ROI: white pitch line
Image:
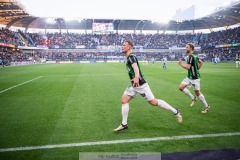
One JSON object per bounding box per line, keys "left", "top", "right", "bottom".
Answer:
{"left": 0, "top": 132, "right": 239, "bottom": 152}
{"left": 0, "top": 76, "right": 42, "bottom": 94}
{"left": 47, "top": 74, "right": 126, "bottom": 76}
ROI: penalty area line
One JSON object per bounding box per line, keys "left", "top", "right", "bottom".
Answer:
{"left": 0, "top": 76, "right": 43, "bottom": 94}
{"left": 0, "top": 132, "right": 239, "bottom": 152}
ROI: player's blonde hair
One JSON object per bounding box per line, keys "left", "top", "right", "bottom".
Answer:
{"left": 187, "top": 43, "right": 194, "bottom": 50}
{"left": 125, "top": 40, "right": 134, "bottom": 48}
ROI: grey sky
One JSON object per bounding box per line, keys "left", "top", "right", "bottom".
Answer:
{"left": 20, "top": 0, "right": 233, "bottom": 22}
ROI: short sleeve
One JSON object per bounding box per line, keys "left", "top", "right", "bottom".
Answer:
{"left": 128, "top": 55, "right": 137, "bottom": 65}
{"left": 187, "top": 55, "right": 193, "bottom": 65}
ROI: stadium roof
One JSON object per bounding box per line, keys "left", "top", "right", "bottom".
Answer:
{"left": 0, "top": 0, "right": 240, "bottom": 32}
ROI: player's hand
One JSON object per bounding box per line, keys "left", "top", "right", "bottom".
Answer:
{"left": 178, "top": 59, "right": 182, "bottom": 66}
{"left": 131, "top": 77, "right": 139, "bottom": 87}
{"left": 198, "top": 58, "right": 203, "bottom": 64}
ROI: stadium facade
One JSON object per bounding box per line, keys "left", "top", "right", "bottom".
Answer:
{"left": 0, "top": 0, "right": 239, "bottom": 65}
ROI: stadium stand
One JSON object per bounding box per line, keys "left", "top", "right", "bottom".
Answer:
{"left": 27, "top": 32, "right": 198, "bottom": 49}
{"left": 26, "top": 27, "right": 240, "bottom": 50}
{"left": 0, "top": 27, "right": 239, "bottom": 64}
{"left": 0, "top": 0, "right": 239, "bottom": 65}
{"left": 200, "top": 27, "right": 240, "bottom": 48}
{"left": 0, "top": 28, "right": 24, "bottom": 47}
{"left": 0, "top": 1, "right": 240, "bottom": 159}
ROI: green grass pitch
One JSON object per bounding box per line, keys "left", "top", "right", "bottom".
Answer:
{"left": 0, "top": 62, "right": 239, "bottom": 159}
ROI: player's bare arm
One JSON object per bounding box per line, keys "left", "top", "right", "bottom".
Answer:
{"left": 178, "top": 60, "right": 191, "bottom": 70}
{"left": 198, "top": 58, "right": 203, "bottom": 69}
{"left": 131, "top": 63, "right": 139, "bottom": 87}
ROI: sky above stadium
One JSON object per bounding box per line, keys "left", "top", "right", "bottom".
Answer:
{"left": 20, "top": 0, "right": 233, "bottom": 22}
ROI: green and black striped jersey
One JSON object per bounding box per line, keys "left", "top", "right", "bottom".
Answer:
{"left": 187, "top": 53, "right": 201, "bottom": 80}
{"left": 236, "top": 55, "right": 239, "bottom": 61}
{"left": 126, "top": 53, "right": 146, "bottom": 86}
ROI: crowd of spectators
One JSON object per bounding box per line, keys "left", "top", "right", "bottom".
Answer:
{"left": 33, "top": 51, "right": 185, "bottom": 62}
{"left": 0, "top": 28, "right": 24, "bottom": 47}
{"left": 1, "top": 27, "right": 240, "bottom": 49}
{"left": 0, "top": 47, "right": 237, "bottom": 64}
{"left": 0, "top": 27, "right": 239, "bottom": 64}
{"left": 27, "top": 27, "right": 240, "bottom": 49}
{"left": 0, "top": 47, "right": 32, "bottom": 65}
{"left": 202, "top": 47, "right": 239, "bottom": 62}
{"left": 34, "top": 49, "right": 237, "bottom": 62}
{"left": 29, "top": 32, "right": 196, "bottom": 49}
{"left": 200, "top": 27, "right": 240, "bottom": 48}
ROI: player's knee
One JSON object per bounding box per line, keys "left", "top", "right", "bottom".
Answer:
{"left": 121, "top": 98, "right": 126, "bottom": 104}
{"left": 148, "top": 99, "right": 158, "bottom": 106}
{"left": 179, "top": 86, "right": 184, "bottom": 91}
{"left": 195, "top": 90, "right": 201, "bottom": 96}
{"left": 179, "top": 83, "right": 186, "bottom": 91}
{"left": 121, "top": 96, "right": 128, "bottom": 104}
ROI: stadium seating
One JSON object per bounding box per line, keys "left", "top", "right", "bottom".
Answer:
{"left": 0, "top": 27, "right": 239, "bottom": 63}
{"left": 27, "top": 27, "right": 240, "bottom": 49}
{"left": 0, "top": 28, "right": 24, "bottom": 47}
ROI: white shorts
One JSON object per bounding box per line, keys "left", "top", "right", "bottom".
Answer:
{"left": 123, "top": 83, "right": 155, "bottom": 101}
{"left": 236, "top": 61, "right": 239, "bottom": 64}
{"left": 181, "top": 77, "right": 200, "bottom": 91}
